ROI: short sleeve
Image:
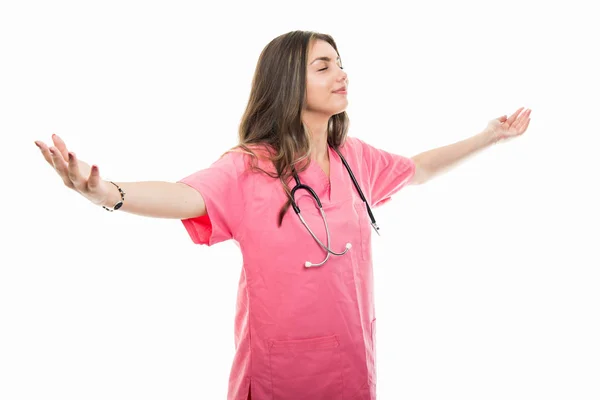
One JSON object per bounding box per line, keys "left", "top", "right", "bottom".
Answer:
{"left": 351, "top": 137, "right": 415, "bottom": 208}
{"left": 177, "top": 151, "right": 248, "bottom": 246}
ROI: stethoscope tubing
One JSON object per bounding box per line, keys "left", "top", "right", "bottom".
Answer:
{"left": 290, "top": 146, "right": 378, "bottom": 267}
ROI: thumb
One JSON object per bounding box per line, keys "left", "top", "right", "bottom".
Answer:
{"left": 497, "top": 115, "right": 508, "bottom": 122}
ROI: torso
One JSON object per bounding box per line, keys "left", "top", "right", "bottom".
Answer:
{"left": 217, "top": 138, "right": 381, "bottom": 399}
{"left": 232, "top": 141, "right": 376, "bottom": 399}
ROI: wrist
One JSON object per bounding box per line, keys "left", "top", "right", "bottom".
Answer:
{"left": 99, "top": 180, "right": 114, "bottom": 207}
{"left": 101, "top": 181, "right": 125, "bottom": 210}
{"left": 479, "top": 130, "right": 501, "bottom": 146}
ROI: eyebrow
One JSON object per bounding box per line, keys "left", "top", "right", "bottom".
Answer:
{"left": 310, "top": 56, "right": 341, "bottom": 65}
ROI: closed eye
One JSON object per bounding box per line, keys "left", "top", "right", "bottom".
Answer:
{"left": 317, "top": 66, "right": 343, "bottom": 72}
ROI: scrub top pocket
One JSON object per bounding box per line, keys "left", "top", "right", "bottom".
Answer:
{"left": 268, "top": 334, "right": 343, "bottom": 400}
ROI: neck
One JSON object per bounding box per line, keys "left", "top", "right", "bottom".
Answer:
{"left": 302, "top": 112, "right": 330, "bottom": 163}
{"left": 311, "top": 132, "right": 329, "bottom": 163}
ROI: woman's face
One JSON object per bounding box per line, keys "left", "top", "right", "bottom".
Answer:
{"left": 304, "top": 39, "right": 349, "bottom": 117}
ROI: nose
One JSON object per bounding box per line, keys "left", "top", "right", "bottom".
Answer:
{"left": 337, "top": 68, "right": 348, "bottom": 84}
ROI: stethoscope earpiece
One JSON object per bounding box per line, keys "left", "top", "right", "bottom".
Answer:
{"left": 304, "top": 242, "right": 352, "bottom": 268}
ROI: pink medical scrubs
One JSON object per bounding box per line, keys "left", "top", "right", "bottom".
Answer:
{"left": 178, "top": 136, "right": 415, "bottom": 400}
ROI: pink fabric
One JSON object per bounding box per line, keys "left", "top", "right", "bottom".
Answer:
{"left": 178, "top": 137, "right": 415, "bottom": 400}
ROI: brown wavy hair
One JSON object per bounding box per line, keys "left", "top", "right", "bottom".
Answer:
{"left": 228, "top": 30, "right": 350, "bottom": 227}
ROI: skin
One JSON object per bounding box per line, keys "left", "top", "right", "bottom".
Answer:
{"left": 299, "top": 40, "right": 533, "bottom": 185}
{"left": 34, "top": 39, "right": 533, "bottom": 210}
{"left": 30, "top": 39, "right": 352, "bottom": 213}
{"left": 302, "top": 39, "right": 349, "bottom": 170}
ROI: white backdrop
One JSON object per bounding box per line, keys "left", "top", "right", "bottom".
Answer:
{"left": 2, "top": 0, "right": 599, "bottom": 399}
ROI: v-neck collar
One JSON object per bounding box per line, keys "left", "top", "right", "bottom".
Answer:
{"left": 291, "top": 143, "right": 353, "bottom": 207}
{"left": 310, "top": 144, "right": 340, "bottom": 204}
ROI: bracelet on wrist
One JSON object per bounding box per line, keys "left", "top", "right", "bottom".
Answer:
{"left": 102, "top": 181, "right": 125, "bottom": 212}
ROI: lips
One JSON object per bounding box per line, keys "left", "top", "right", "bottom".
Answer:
{"left": 333, "top": 86, "right": 347, "bottom": 93}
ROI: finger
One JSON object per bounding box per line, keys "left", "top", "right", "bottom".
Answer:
{"left": 518, "top": 118, "right": 531, "bottom": 133}
{"left": 514, "top": 109, "right": 531, "bottom": 131}
{"left": 506, "top": 107, "right": 525, "bottom": 126}
{"left": 514, "top": 111, "right": 531, "bottom": 132}
{"left": 35, "top": 141, "right": 55, "bottom": 166}
{"left": 88, "top": 164, "right": 101, "bottom": 190}
{"left": 497, "top": 115, "right": 507, "bottom": 122}
{"left": 50, "top": 147, "right": 74, "bottom": 188}
{"left": 67, "top": 151, "right": 84, "bottom": 187}
{"left": 52, "top": 133, "right": 70, "bottom": 162}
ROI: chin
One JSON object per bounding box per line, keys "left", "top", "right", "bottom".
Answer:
{"left": 306, "top": 101, "right": 348, "bottom": 118}
{"left": 329, "top": 100, "right": 349, "bottom": 116}
{"left": 333, "top": 104, "right": 348, "bottom": 115}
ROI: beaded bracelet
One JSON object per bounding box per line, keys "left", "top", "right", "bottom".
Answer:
{"left": 102, "top": 181, "right": 125, "bottom": 212}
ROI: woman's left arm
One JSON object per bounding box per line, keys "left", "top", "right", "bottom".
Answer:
{"left": 409, "top": 107, "right": 532, "bottom": 185}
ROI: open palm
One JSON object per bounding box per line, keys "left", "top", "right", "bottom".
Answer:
{"left": 35, "top": 134, "right": 109, "bottom": 205}
{"left": 486, "top": 107, "right": 532, "bottom": 141}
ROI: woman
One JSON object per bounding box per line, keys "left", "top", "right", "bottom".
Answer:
{"left": 34, "top": 30, "right": 531, "bottom": 400}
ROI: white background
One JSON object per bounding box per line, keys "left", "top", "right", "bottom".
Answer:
{"left": 2, "top": 0, "right": 599, "bottom": 399}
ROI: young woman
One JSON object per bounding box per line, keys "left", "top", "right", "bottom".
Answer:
{"left": 34, "top": 30, "right": 531, "bottom": 400}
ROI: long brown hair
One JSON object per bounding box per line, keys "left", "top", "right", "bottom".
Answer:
{"left": 229, "top": 30, "right": 350, "bottom": 227}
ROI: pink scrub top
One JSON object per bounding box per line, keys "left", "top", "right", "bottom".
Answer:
{"left": 178, "top": 136, "right": 415, "bottom": 400}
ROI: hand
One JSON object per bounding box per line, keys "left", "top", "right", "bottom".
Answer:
{"left": 484, "top": 107, "right": 532, "bottom": 142}
{"left": 35, "top": 134, "right": 110, "bottom": 206}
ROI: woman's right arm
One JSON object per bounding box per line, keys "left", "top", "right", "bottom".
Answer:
{"left": 35, "top": 134, "right": 206, "bottom": 220}
{"left": 98, "top": 181, "right": 206, "bottom": 219}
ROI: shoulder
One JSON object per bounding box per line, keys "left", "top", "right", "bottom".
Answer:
{"left": 340, "top": 136, "right": 370, "bottom": 159}
{"left": 341, "top": 135, "right": 360, "bottom": 148}
{"left": 340, "top": 136, "right": 414, "bottom": 173}
{"left": 218, "top": 143, "right": 277, "bottom": 176}
{"left": 342, "top": 135, "right": 372, "bottom": 150}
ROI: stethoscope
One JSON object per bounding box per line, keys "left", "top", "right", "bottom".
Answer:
{"left": 290, "top": 146, "right": 380, "bottom": 268}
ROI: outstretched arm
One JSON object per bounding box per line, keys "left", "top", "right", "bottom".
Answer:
{"left": 409, "top": 107, "right": 531, "bottom": 185}
{"left": 35, "top": 134, "right": 207, "bottom": 219}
